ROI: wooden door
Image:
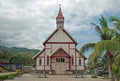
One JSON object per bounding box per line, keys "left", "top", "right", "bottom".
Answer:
{"left": 55, "top": 57, "right": 66, "bottom": 74}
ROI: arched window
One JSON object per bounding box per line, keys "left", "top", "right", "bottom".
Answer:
{"left": 72, "top": 55, "right": 74, "bottom": 65}
{"left": 39, "top": 59, "right": 42, "bottom": 65}
{"left": 79, "top": 59, "right": 81, "bottom": 65}
{"left": 47, "top": 55, "right": 49, "bottom": 65}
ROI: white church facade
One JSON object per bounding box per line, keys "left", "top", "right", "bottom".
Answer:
{"left": 33, "top": 6, "right": 86, "bottom": 74}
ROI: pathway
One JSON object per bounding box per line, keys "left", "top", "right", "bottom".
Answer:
{"left": 5, "top": 73, "right": 110, "bottom": 81}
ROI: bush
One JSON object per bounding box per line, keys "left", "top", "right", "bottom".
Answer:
{"left": 0, "top": 75, "right": 8, "bottom": 80}
{"left": 81, "top": 75, "right": 85, "bottom": 78}
{"left": 91, "top": 75, "right": 98, "bottom": 78}
{"left": 24, "top": 66, "right": 32, "bottom": 73}
{"left": 102, "top": 75, "right": 109, "bottom": 79}
{"left": 8, "top": 74, "right": 15, "bottom": 79}
{"left": 0, "top": 74, "right": 15, "bottom": 80}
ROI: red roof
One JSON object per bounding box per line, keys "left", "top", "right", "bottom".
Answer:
{"left": 50, "top": 48, "right": 71, "bottom": 58}
{"left": 56, "top": 6, "right": 64, "bottom": 19}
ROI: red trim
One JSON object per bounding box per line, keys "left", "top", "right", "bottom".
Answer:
{"left": 51, "top": 44, "right": 52, "bottom": 53}
{"left": 51, "top": 56, "right": 70, "bottom": 58}
{"left": 76, "top": 49, "right": 86, "bottom": 59}
{"left": 43, "top": 29, "right": 58, "bottom": 45}
{"left": 43, "top": 29, "right": 77, "bottom": 45}
{"left": 75, "top": 48, "right": 77, "bottom": 71}
{"left": 50, "top": 58, "right": 52, "bottom": 70}
{"left": 44, "top": 45, "right": 46, "bottom": 71}
{"left": 33, "top": 48, "right": 45, "bottom": 59}
{"left": 69, "top": 57, "right": 70, "bottom": 70}
{"left": 46, "top": 42, "right": 75, "bottom": 44}
{"left": 68, "top": 44, "right": 70, "bottom": 54}
{"left": 84, "top": 59, "right": 86, "bottom": 70}
{"left": 50, "top": 48, "right": 71, "bottom": 58}
{"left": 35, "top": 58, "right": 37, "bottom": 70}
{"left": 60, "top": 48, "right": 61, "bottom": 56}
{"left": 63, "top": 29, "right": 77, "bottom": 45}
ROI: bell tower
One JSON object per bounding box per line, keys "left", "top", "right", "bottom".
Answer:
{"left": 56, "top": 4, "right": 64, "bottom": 29}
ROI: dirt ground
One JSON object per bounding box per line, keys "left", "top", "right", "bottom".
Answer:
{"left": 5, "top": 73, "right": 110, "bottom": 81}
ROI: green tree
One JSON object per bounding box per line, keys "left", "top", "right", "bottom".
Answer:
{"left": 18, "top": 52, "right": 34, "bottom": 66}
{"left": 8, "top": 52, "right": 34, "bottom": 66}
{"left": 8, "top": 54, "right": 23, "bottom": 64}
{"left": 0, "top": 50, "right": 11, "bottom": 62}
{"left": 92, "top": 40, "right": 120, "bottom": 81}
{"left": 112, "top": 53, "right": 120, "bottom": 81}
{"left": 80, "top": 16, "right": 119, "bottom": 81}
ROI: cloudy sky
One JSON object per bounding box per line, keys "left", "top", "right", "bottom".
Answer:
{"left": 0, "top": 0, "right": 120, "bottom": 51}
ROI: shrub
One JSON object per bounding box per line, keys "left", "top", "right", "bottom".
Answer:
{"left": 0, "top": 75, "right": 8, "bottom": 80}
{"left": 102, "top": 75, "right": 109, "bottom": 79}
{"left": 8, "top": 74, "right": 15, "bottom": 79}
{"left": 0, "top": 74, "right": 15, "bottom": 80}
{"left": 91, "top": 75, "right": 98, "bottom": 78}
{"left": 24, "top": 66, "right": 32, "bottom": 73}
{"left": 81, "top": 75, "right": 84, "bottom": 78}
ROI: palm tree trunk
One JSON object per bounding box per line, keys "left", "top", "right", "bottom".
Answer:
{"left": 106, "top": 50, "right": 115, "bottom": 81}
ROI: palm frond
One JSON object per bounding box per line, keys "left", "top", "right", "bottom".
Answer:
{"left": 110, "top": 16, "right": 120, "bottom": 30}
{"left": 95, "top": 40, "right": 120, "bottom": 55}
{"left": 95, "top": 25, "right": 103, "bottom": 35}
{"left": 80, "top": 43, "right": 95, "bottom": 54}
{"left": 99, "top": 16, "right": 108, "bottom": 29}
{"left": 112, "top": 34, "right": 120, "bottom": 43}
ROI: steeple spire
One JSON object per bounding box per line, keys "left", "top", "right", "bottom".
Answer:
{"left": 56, "top": 4, "right": 64, "bottom": 29}
{"left": 56, "top": 4, "right": 64, "bottom": 18}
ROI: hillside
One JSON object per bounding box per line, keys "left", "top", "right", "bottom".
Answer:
{"left": 0, "top": 46, "right": 40, "bottom": 55}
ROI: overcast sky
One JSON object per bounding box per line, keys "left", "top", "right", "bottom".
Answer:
{"left": 0, "top": 0, "right": 120, "bottom": 50}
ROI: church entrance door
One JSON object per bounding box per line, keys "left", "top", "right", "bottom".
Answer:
{"left": 55, "top": 57, "right": 66, "bottom": 74}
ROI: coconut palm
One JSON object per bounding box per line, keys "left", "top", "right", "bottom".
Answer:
{"left": 93, "top": 40, "right": 120, "bottom": 81}
{"left": 113, "top": 53, "right": 120, "bottom": 81}
{"left": 80, "top": 16, "right": 111, "bottom": 54}
{"left": 80, "top": 16, "right": 119, "bottom": 81}
{"left": 110, "top": 17, "right": 120, "bottom": 31}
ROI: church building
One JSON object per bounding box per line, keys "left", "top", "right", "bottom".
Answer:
{"left": 33, "top": 6, "right": 86, "bottom": 74}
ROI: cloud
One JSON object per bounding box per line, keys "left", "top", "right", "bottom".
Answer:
{"left": 0, "top": 0, "right": 120, "bottom": 49}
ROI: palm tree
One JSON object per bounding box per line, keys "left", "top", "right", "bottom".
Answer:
{"left": 93, "top": 40, "right": 120, "bottom": 81}
{"left": 110, "top": 17, "right": 120, "bottom": 31}
{"left": 80, "top": 16, "right": 119, "bottom": 81}
{"left": 113, "top": 53, "right": 120, "bottom": 81}
{"left": 110, "top": 17, "right": 120, "bottom": 81}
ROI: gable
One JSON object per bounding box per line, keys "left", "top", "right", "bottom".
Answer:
{"left": 43, "top": 29, "right": 77, "bottom": 45}
{"left": 76, "top": 49, "right": 86, "bottom": 59}
{"left": 51, "top": 48, "right": 71, "bottom": 58}
{"left": 33, "top": 49, "right": 45, "bottom": 59}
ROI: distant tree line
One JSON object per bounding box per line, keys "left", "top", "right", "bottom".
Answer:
{"left": 0, "top": 46, "right": 40, "bottom": 66}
